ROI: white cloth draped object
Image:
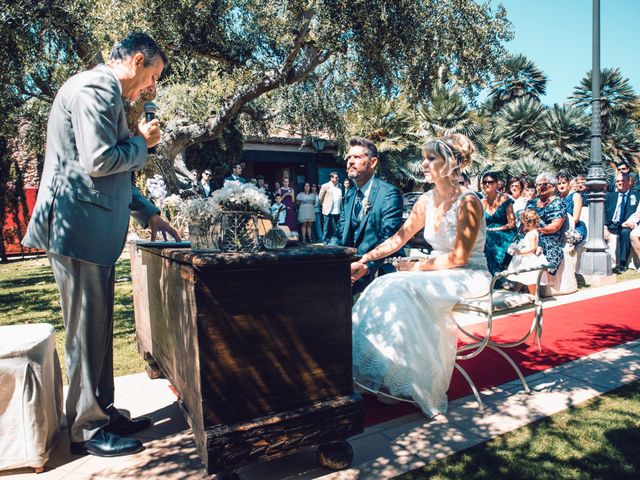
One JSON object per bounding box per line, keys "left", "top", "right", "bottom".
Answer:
{"left": 0, "top": 324, "right": 63, "bottom": 471}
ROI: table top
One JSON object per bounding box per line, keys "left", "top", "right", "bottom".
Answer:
{"left": 130, "top": 241, "right": 357, "bottom": 269}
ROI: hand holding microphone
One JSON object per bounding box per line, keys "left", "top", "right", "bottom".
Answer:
{"left": 138, "top": 101, "right": 160, "bottom": 154}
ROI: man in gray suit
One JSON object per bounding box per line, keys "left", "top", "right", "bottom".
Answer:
{"left": 22, "top": 32, "right": 179, "bottom": 457}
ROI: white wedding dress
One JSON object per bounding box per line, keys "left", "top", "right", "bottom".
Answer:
{"left": 352, "top": 190, "right": 491, "bottom": 416}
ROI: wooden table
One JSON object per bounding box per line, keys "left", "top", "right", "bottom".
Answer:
{"left": 129, "top": 242, "right": 364, "bottom": 477}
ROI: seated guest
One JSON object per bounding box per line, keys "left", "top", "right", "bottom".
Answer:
{"left": 609, "top": 161, "right": 639, "bottom": 192}
{"left": 350, "top": 133, "right": 490, "bottom": 417}
{"left": 623, "top": 201, "right": 640, "bottom": 266}
{"left": 515, "top": 172, "right": 566, "bottom": 276}
{"left": 481, "top": 172, "right": 516, "bottom": 275}
{"left": 605, "top": 173, "right": 640, "bottom": 273}
{"left": 224, "top": 162, "right": 247, "bottom": 183}
{"left": 329, "top": 137, "right": 403, "bottom": 293}
{"left": 557, "top": 174, "right": 587, "bottom": 243}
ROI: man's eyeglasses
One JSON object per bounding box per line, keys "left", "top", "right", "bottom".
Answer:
{"left": 482, "top": 180, "right": 495, "bottom": 185}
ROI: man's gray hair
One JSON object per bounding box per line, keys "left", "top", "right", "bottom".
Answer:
{"left": 536, "top": 172, "right": 558, "bottom": 185}
{"left": 109, "top": 31, "right": 168, "bottom": 67}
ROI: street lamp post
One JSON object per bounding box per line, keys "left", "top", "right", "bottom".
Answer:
{"left": 577, "top": 0, "right": 613, "bottom": 281}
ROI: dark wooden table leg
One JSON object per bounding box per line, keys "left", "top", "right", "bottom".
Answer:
{"left": 317, "top": 440, "right": 354, "bottom": 470}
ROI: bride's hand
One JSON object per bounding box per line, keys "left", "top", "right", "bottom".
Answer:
{"left": 395, "top": 259, "right": 421, "bottom": 271}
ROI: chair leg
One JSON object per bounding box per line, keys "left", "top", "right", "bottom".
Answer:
{"left": 487, "top": 345, "right": 531, "bottom": 393}
{"left": 454, "top": 363, "right": 485, "bottom": 410}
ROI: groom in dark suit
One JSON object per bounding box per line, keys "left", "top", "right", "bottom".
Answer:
{"left": 605, "top": 173, "right": 640, "bottom": 273}
{"left": 329, "top": 137, "right": 403, "bottom": 292}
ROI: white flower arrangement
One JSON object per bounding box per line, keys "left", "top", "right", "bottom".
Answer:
{"left": 181, "top": 197, "right": 218, "bottom": 224}
{"left": 146, "top": 174, "right": 167, "bottom": 202}
{"left": 211, "top": 181, "right": 271, "bottom": 214}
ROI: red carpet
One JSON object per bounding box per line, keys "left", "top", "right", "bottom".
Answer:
{"left": 364, "top": 288, "right": 640, "bottom": 426}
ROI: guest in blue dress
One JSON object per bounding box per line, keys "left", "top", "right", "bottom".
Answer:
{"left": 514, "top": 172, "right": 567, "bottom": 275}
{"left": 557, "top": 174, "right": 587, "bottom": 242}
{"left": 481, "top": 172, "right": 516, "bottom": 275}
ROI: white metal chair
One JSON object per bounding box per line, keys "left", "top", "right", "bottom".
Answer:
{"left": 354, "top": 263, "right": 549, "bottom": 411}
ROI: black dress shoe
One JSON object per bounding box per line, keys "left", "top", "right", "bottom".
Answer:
{"left": 612, "top": 266, "right": 627, "bottom": 274}
{"left": 70, "top": 429, "right": 144, "bottom": 457}
{"left": 104, "top": 413, "right": 153, "bottom": 436}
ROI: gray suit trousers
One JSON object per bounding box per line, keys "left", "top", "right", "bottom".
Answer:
{"left": 48, "top": 252, "right": 117, "bottom": 442}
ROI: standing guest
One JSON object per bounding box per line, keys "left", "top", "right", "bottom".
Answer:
{"left": 569, "top": 177, "right": 578, "bottom": 192}
{"left": 22, "top": 32, "right": 180, "bottom": 457}
{"left": 296, "top": 182, "right": 316, "bottom": 243}
{"left": 350, "top": 134, "right": 490, "bottom": 416}
{"left": 605, "top": 173, "right": 639, "bottom": 273}
{"left": 517, "top": 172, "right": 566, "bottom": 276}
{"left": 575, "top": 174, "right": 588, "bottom": 205}
{"left": 341, "top": 178, "right": 352, "bottom": 208}
{"left": 196, "top": 169, "right": 215, "bottom": 197}
{"left": 508, "top": 177, "right": 527, "bottom": 227}
{"left": 481, "top": 172, "right": 516, "bottom": 276}
{"left": 557, "top": 174, "right": 587, "bottom": 243}
{"left": 272, "top": 181, "right": 281, "bottom": 202}
{"left": 329, "top": 137, "right": 403, "bottom": 292}
{"left": 311, "top": 184, "right": 323, "bottom": 242}
{"left": 270, "top": 193, "right": 287, "bottom": 225}
{"left": 318, "top": 172, "right": 342, "bottom": 242}
{"left": 279, "top": 177, "right": 297, "bottom": 232}
{"left": 256, "top": 175, "right": 274, "bottom": 203}
{"left": 523, "top": 181, "right": 536, "bottom": 202}
{"left": 224, "top": 162, "right": 247, "bottom": 183}
{"left": 507, "top": 209, "right": 548, "bottom": 294}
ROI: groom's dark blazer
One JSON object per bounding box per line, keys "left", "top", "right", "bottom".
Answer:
{"left": 329, "top": 177, "right": 403, "bottom": 292}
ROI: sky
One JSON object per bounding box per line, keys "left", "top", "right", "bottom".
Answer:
{"left": 494, "top": 0, "right": 640, "bottom": 106}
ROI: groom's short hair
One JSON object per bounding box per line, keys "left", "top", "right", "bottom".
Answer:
{"left": 349, "top": 136, "right": 378, "bottom": 160}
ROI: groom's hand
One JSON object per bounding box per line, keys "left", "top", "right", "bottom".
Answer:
{"left": 351, "top": 262, "right": 369, "bottom": 284}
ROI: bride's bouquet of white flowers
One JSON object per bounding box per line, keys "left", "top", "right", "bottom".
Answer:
{"left": 211, "top": 181, "right": 271, "bottom": 214}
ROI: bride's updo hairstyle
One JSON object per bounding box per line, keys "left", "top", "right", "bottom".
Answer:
{"left": 421, "top": 133, "right": 475, "bottom": 177}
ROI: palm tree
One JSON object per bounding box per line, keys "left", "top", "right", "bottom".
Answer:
{"left": 535, "top": 104, "right": 590, "bottom": 176}
{"left": 570, "top": 68, "right": 637, "bottom": 120}
{"left": 499, "top": 97, "right": 545, "bottom": 151}
{"left": 344, "top": 95, "right": 420, "bottom": 189}
{"left": 415, "top": 83, "right": 482, "bottom": 143}
{"left": 570, "top": 68, "right": 640, "bottom": 166}
{"left": 487, "top": 54, "right": 548, "bottom": 112}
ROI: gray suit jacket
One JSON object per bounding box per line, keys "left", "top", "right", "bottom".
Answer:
{"left": 22, "top": 64, "right": 159, "bottom": 266}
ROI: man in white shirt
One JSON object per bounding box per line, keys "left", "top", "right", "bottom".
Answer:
{"left": 224, "top": 162, "right": 247, "bottom": 183}
{"left": 318, "top": 172, "right": 342, "bottom": 242}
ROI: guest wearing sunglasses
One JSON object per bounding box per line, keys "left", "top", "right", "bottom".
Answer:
{"left": 481, "top": 172, "right": 516, "bottom": 276}
{"left": 516, "top": 172, "right": 566, "bottom": 276}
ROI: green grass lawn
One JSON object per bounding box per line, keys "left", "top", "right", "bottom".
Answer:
{"left": 396, "top": 380, "right": 640, "bottom": 480}
{"left": 0, "top": 253, "right": 146, "bottom": 381}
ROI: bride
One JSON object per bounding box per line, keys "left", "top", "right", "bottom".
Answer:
{"left": 350, "top": 134, "right": 491, "bottom": 417}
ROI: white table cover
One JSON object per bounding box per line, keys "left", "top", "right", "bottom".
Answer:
{"left": 0, "top": 323, "right": 63, "bottom": 471}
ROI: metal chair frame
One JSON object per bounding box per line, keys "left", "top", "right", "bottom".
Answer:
{"left": 354, "top": 264, "right": 549, "bottom": 411}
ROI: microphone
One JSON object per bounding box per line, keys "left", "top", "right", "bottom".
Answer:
{"left": 143, "top": 101, "right": 158, "bottom": 154}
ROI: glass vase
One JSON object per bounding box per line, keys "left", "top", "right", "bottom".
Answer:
{"left": 188, "top": 222, "right": 216, "bottom": 252}
{"left": 263, "top": 226, "right": 288, "bottom": 250}
{"left": 212, "top": 210, "right": 262, "bottom": 253}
